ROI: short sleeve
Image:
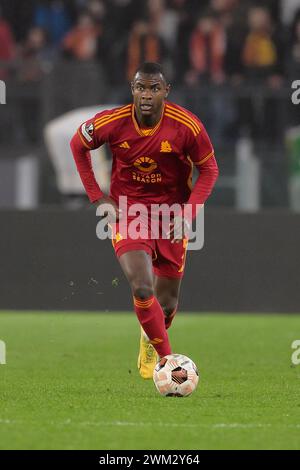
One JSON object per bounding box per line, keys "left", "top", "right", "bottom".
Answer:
{"left": 77, "top": 111, "right": 111, "bottom": 150}
{"left": 184, "top": 120, "right": 214, "bottom": 166}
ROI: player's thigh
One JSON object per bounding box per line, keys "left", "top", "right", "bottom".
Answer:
{"left": 118, "top": 250, "right": 154, "bottom": 292}
{"left": 153, "top": 236, "right": 188, "bottom": 280}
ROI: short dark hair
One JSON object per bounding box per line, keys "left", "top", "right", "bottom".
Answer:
{"left": 135, "top": 62, "right": 167, "bottom": 83}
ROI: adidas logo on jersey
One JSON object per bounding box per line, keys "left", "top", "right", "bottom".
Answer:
{"left": 119, "top": 141, "right": 130, "bottom": 149}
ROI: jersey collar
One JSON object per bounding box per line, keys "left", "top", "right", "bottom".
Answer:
{"left": 131, "top": 104, "right": 165, "bottom": 137}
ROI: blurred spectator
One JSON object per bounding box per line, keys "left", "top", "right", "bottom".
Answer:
{"left": 172, "top": 0, "right": 200, "bottom": 83}
{"left": 222, "top": 5, "right": 247, "bottom": 81}
{"left": 87, "top": 0, "right": 106, "bottom": 25}
{"left": 18, "top": 27, "right": 54, "bottom": 82}
{"left": 0, "top": 0, "right": 36, "bottom": 42}
{"left": 17, "top": 26, "right": 54, "bottom": 143}
{"left": 62, "top": 12, "right": 101, "bottom": 61}
{"left": 210, "top": 0, "right": 240, "bottom": 17}
{"left": 146, "top": 0, "right": 181, "bottom": 79}
{"left": 287, "top": 15, "right": 300, "bottom": 79}
{"left": 104, "top": 0, "right": 144, "bottom": 40}
{"left": 126, "top": 21, "right": 165, "bottom": 81}
{"left": 100, "top": 0, "right": 144, "bottom": 85}
{"left": 238, "top": 6, "right": 285, "bottom": 142}
{"left": 242, "top": 6, "right": 284, "bottom": 84}
{"left": 34, "top": 0, "right": 72, "bottom": 45}
{"left": 0, "top": 7, "right": 16, "bottom": 79}
{"left": 184, "top": 10, "right": 237, "bottom": 147}
{"left": 186, "top": 12, "right": 226, "bottom": 85}
{"left": 149, "top": 0, "right": 180, "bottom": 53}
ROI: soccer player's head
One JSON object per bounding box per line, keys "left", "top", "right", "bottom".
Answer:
{"left": 131, "top": 62, "right": 170, "bottom": 118}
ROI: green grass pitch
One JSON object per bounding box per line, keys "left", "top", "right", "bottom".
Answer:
{"left": 0, "top": 311, "right": 300, "bottom": 450}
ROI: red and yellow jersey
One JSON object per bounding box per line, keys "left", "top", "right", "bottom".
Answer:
{"left": 76, "top": 101, "right": 215, "bottom": 207}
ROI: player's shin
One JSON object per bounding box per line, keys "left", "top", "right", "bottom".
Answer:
{"left": 133, "top": 295, "right": 172, "bottom": 357}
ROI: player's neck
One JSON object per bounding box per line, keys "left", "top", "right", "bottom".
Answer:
{"left": 134, "top": 105, "right": 164, "bottom": 128}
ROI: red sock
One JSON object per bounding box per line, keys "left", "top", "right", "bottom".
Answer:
{"left": 133, "top": 295, "right": 172, "bottom": 357}
{"left": 165, "top": 306, "right": 177, "bottom": 330}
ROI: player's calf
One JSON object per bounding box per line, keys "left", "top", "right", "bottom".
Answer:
{"left": 164, "top": 306, "right": 178, "bottom": 329}
{"left": 133, "top": 292, "right": 171, "bottom": 357}
{"left": 158, "top": 296, "right": 178, "bottom": 329}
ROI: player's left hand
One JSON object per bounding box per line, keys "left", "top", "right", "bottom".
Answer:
{"left": 167, "top": 215, "right": 190, "bottom": 243}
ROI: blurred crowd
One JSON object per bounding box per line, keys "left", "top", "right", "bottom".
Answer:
{"left": 0, "top": 0, "right": 299, "bottom": 151}
{"left": 1, "top": 0, "right": 300, "bottom": 85}
{"left": 0, "top": 0, "right": 299, "bottom": 207}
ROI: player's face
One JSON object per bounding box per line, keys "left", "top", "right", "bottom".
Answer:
{"left": 131, "top": 73, "right": 170, "bottom": 118}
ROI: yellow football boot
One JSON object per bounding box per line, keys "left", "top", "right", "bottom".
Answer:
{"left": 137, "top": 328, "right": 158, "bottom": 379}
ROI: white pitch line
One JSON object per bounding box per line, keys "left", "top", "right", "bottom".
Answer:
{"left": 0, "top": 419, "right": 22, "bottom": 425}
{"left": 213, "top": 423, "right": 272, "bottom": 429}
{"left": 1, "top": 419, "right": 300, "bottom": 430}
{"left": 78, "top": 421, "right": 200, "bottom": 428}
{"left": 77, "top": 422, "right": 300, "bottom": 430}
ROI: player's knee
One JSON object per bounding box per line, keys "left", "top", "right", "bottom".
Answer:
{"left": 161, "top": 297, "right": 178, "bottom": 317}
{"left": 133, "top": 285, "right": 154, "bottom": 300}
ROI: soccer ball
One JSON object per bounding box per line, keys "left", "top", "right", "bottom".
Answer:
{"left": 153, "top": 354, "right": 199, "bottom": 397}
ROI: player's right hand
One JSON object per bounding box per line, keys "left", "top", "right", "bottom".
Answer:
{"left": 94, "top": 195, "right": 123, "bottom": 222}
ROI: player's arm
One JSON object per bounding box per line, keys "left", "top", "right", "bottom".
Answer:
{"left": 168, "top": 123, "right": 218, "bottom": 242}
{"left": 184, "top": 124, "right": 219, "bottom": 221}
{"left": 70, "top": 117, "right": 121, "bottom": 219}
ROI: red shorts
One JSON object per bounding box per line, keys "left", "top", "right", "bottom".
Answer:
{"left": 109, "top": 215, "right": 188, "bottom": 279}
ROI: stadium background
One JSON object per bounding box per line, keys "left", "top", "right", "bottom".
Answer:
{"left": 0, "top": 0, "right": 299, "bottom": 312}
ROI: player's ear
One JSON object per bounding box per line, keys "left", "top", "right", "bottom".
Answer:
{"left": 131, "top": 82, "right": 134, "bottom": 95}
{"left": 165, "top": 84, "right": 171, "bottom": 99}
